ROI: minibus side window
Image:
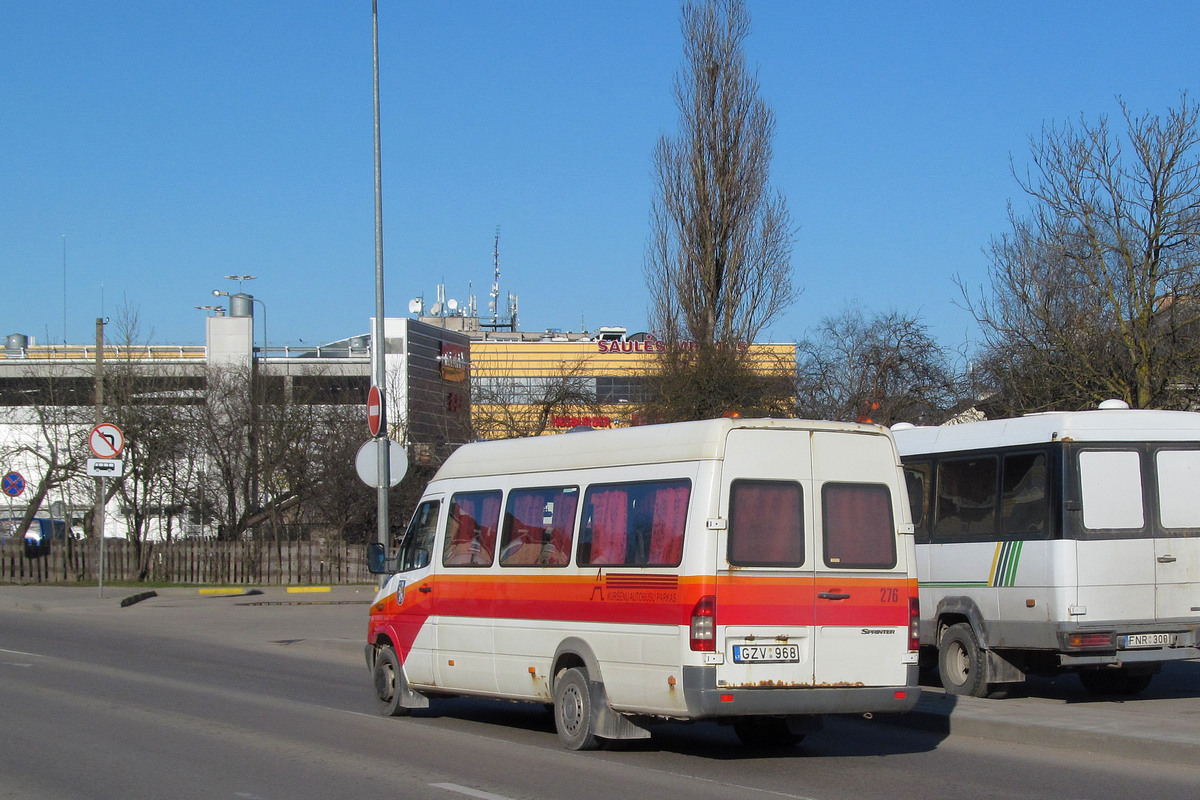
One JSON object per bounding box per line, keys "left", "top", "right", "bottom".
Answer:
{"left": 823, "top": 483, "right": 896, "bottom": 569}
{"left": 1001, "top": 452, "right": 1049, "bottom": 536}
{"left": 934, "top": 456, "right": 998, "bottom": 540}
{"left": 443, "top": 491, "right": 502, "bottom": 567}
{"left": 727, "top": 480, "right": 804, "bottom": 567}
{"left": 1157, "top": 449, "right": 1200, "bottom": 530}
{"left": 500, "top": 487, "right": 579, "bottom": 567}
{"left": 398, "top": 500, "right": 440, "bottom": 571}
{"left": 578, "top": 479, "right": 690, "bottom": 567}
{"left": 1079, "top": 449, "right": 1144, "bottom": 531}
{"left": 903, "top": 462, "right": 932, "bottom": 542}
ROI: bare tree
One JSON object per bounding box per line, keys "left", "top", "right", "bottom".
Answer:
{"left": 795, "top": 307, "right": 965, "bottom": 425}
{"left": 100, "top": 301, "right": 203, "bottom": 575}
{"left": 966, "top": 95, "right": 1200, "bottom": 412}
{"left": 0, "top": 369, "right": 91, "bottom": 542}
{"left": 646, "top": 0, "right": 797, "bottom": 347}
{"left": 642, "top": 0, "right": 798, "bottom": 421}
{"left": 470, "top": 357, "right": 602, "bottom": 439}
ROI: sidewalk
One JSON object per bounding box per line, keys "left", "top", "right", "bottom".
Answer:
{"left": 882, "top": 663, "right": 1200, "bottom": 766}
{"left": 3, "top": 584, "right": 1198, "bottom": 764}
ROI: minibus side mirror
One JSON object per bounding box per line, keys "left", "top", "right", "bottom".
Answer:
{"left": 366, "top": 542, "right": 395, "bottom": 575}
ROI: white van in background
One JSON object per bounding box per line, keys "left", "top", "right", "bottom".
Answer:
{"left": 893, "top": 401, "right": 1200, "bottom": 697}
{"left": 366, "top": 417, "right": 920, "bottom": 750}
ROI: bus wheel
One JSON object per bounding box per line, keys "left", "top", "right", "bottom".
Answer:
{"left": 938, "top": 623, "right": 989, "bottom": 698}
{"left": 373, "top": 646, "right": 411, "bottom": 717}
{"left": 553, "top": 667, "right": 602, "bottom": 751}
{"left": 1078, "top": 668, "right": 1154, "bottom": 696}
{"left": 732, "top": 717, "right": 802, "bottom": 748}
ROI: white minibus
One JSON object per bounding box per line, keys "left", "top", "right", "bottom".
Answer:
{"left": 366, "top": 417, "right": 920, "bottom": 750}
{"left": 893, "top": 401, "right": 1200, "bottom": 697}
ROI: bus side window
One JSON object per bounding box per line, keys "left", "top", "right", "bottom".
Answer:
{"left": 398, "top": 500, "right": 440, "bottom": 571}
{"left": 500, "top": 487, "right": 578, "bottom": 567}
{"left": 443, "top": 491, "right": 502, "bottom": 567}
{"left": 903, "top": 463, "right": 932, "bottom": 542}
{"left": 934, "top": 456, "right": 998, "bottom": 541}
{"left": 1001, "top": 452, "right": 1048, "bottom": 536}
{"left": 579, "top": 479, "right": 690, "bottom": 567}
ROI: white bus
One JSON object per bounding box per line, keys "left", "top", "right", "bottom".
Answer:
{"left": 892, "top": 401, "right": 1200, "bottom": 697}
{"left": 366, "top": 417, "right": 920, "bottom": 750}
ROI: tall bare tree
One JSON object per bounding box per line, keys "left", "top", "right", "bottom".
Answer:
{"left": 795, "top": 307, "right": 965, "bottom": 425}
{"left": 647, "top": 0, "right": 796, "bottom": 347}
{"left": 642, "top": 0, "right": 797, "bottom": 421}
{"left": 966, "top": 96, "right": 1200, "bottom": 413}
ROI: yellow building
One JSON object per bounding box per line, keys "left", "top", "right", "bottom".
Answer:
{"left": 465, "top": 326, "right": 796, "bottom": 438}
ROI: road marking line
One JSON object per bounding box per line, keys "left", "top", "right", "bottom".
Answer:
{"left": 287, "top": 586, "right": 332, "bottom": 593}
{"left": 431, "top": 783, "right": 515, "bottom": 800}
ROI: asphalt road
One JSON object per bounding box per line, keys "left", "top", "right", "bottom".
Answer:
{"left": 2, "top": 586, "right": 1199, "bottom": 800}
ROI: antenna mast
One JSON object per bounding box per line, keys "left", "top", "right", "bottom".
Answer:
{"left": 490, "top": 227, "right": 501, "bottom": 327}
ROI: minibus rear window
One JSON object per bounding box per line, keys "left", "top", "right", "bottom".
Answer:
{"left": 500, "top": 487, "right": 578, "bottom": 567}
{"left": 823, "top": 483, "right": 896, "bottom": 569}
{"left": 727, "top": 480, "right": 804, "bottom": 567}
{"left": 1158, "top": 449, "right": 1200, "bottom": 530}
{"left": 578, "top": 479, "right": 690, "bottom": 567}
{"left": 443, "top": 491, "right": 502, "bottom": 567}
{"left": 1079, "top": 450, "right": 1144, "bottom": 531}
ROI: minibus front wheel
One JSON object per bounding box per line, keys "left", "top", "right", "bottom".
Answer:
{"left": 553, "top": 667, "right": 602, "bottom": 751}
{"left": 373, "top": 646, "right": 411, "bottom": 717}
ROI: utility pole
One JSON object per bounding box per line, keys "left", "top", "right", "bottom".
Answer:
{"left": 372, "top": 0, "right": 390, "bottom": 548}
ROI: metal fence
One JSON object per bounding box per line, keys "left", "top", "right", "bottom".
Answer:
{"left": 0, "top": 539, "right": 373, "bottom": 586}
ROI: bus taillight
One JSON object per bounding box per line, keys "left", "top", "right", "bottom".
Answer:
{"left": 908, "top": 596, "right": 920, "bottom": 652}
{"left": 690, "top": 595, "right": 716, "bottom": 651}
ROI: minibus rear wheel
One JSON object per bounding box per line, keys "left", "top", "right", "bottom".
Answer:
{"left": 373, "top": 646, "right": 411, "bottom": 717}
{"left": 553, "top": 667, "right": 602, "bottom": 751}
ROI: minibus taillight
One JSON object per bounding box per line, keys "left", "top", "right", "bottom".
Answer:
{"left": 908, "top": 596, "right": 920, "bottom": 652}
{"left": 690, "top": 595, "right": 716, "bottom": 652}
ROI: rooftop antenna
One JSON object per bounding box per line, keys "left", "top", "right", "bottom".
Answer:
{"left": 490, "top": 227, "right": 500, "bottom": 327}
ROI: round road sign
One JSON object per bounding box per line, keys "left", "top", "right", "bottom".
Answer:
{"left": 367, "top": 385, "right": 383, "bottom": 437}
{"left": 89, "top": 423, "right": 125, "bottom": 458}
{"left": 2, "top": 471, "right": 25, "bottom": 497}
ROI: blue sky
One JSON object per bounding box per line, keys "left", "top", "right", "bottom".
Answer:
{"left": 3, "top": 1, "right": 1198, "bottom": 356}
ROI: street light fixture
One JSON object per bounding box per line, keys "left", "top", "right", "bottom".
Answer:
{"left": 224, "top": 274, "right": 257, "bottom": 292}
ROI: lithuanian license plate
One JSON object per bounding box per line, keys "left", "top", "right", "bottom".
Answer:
{"left": 732, "top": 644, "right": 800, "bottom": 663}
{"left": 1120, "top": 633, "right": 1175, "bottom": 648}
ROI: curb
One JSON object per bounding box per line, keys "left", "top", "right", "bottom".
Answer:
{"left": 876, "top": 692, "right": 1200, "bottom": 767}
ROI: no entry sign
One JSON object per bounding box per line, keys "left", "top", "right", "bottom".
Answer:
{"left": 367, "top": 385, "right": 383, "bottom": 436}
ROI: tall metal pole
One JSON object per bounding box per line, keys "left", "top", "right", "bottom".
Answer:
{"left": 372, "top": 0, "right": 390, "bottom": 548}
